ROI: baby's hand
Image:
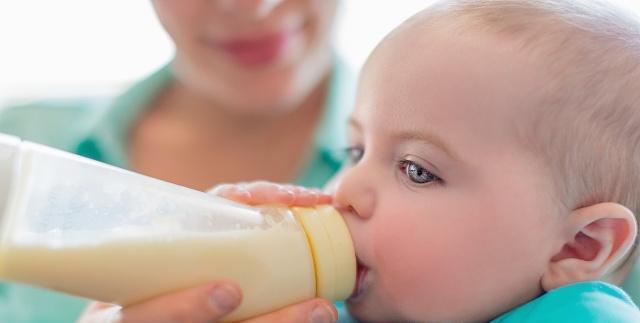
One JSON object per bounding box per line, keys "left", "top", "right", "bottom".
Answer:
{"left": 209, "top": 181, "right": 332, "bottom": 206}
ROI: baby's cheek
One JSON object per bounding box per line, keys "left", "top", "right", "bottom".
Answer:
{"left": 372, "top": 213, "right": 461, "bottom": 316}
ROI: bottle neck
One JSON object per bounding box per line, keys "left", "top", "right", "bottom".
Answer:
{"left": 290, "top": 206, "right": 356, "bottom": 300}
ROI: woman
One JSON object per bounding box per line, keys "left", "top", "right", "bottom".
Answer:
{"left": 0, "top": 0, "right": 354, "bottom": 322}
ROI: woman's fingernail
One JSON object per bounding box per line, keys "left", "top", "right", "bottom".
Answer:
{"left": 309, "top": 303, "right": 336, "bottom": 323}
{"left": 209, "top": 285, "right": 240, "bottom": 313}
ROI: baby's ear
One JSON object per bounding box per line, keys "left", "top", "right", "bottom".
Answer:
{"left": 542, "top": 203, "right": 637, "bottom": 291}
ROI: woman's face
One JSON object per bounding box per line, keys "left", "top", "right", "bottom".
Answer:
{"left": 152, "top": 0, "right": 338, "bottom": 115}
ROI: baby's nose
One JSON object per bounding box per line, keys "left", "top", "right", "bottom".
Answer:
{"left": 333, "top": 177, "right": 375, "bottom": 220}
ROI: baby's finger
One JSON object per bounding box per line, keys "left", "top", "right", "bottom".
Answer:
{"left": 209, "top": 184, "right": 252, "bottom": 203}
{"left": 315, "top": 190, "right": 333, "bottom": 205}
{"left": 243, "top": 182, "right": 295, "bottom": 205}
{"left": 210, "top": 182, "right": 332, "bottom": 206}
{"left": 284, "top": 187, "right": 332, "bottom": 206}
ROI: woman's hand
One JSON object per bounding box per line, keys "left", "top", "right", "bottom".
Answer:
{"left": 210, "top": 181, "right": 332, "bottom": 206}
{"left": 77, "top": 282, "right": 337, "bottom": 323}
{"left": 77, "top": 282, "right": 241, "bottom": 323}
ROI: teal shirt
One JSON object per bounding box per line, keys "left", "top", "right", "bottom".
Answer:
{"left": 0, "top": 59, "right": 356, "bottom": 322}
{"left": 493, "top": 281, "right": 640, "bottom": 323}
{"left": 623, "top": 254, "right": 640, "bottom": 312}
{"left": 337, "top": 281, "right": 640, "bottom": 322}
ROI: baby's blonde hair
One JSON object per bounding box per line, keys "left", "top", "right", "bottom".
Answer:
{"left": 414, "top": 0, "right": 640, "bottom": 273}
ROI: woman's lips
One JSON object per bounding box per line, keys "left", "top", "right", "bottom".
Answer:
{"left": 215, "top": 29, "right": 297, "bottom": 67}
{"left": 350, "top": 257, "right": 369, "bottom": 301}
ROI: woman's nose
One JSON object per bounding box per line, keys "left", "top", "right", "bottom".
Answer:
{"left": 214, "top": 0, "right": 285, "bottom": 20}
{"left": 333, "top": 165, "right": 375, "bottom": 220}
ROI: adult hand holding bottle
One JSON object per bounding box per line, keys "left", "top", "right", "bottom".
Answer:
{"left": 77, "top": 183, "right": 338, "bottom": 323}
{"left": 78, "top": 285, "right": 337, "bottom": 323}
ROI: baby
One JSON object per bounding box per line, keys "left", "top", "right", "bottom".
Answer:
{"left": 218, "top": 0, "right": 640, "bottom": 321}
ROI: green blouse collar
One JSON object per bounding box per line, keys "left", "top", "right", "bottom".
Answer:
{"left": 75, "top": 56, "right": 355, "bottom": 173}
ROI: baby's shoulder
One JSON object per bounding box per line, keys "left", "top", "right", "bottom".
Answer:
{"left": 493, "top": 281, "right": 640, "bottom": 322}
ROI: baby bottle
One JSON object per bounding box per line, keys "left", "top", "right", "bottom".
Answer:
{"left": 0, "top": 134, "right": 356, "bottom": 321}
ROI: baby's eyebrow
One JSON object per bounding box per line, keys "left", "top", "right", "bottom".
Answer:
{"left": 348, "top": 117, "right": 461, "bottom": 163}
{"left": 393, "top": 130, "right": 461, "bottom": 163}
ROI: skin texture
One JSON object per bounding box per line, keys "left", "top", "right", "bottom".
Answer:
{"left": 151, "top": 0, "right": 337, "bottom": 114}
{"left": 78, "top": 283, "right": 338, "bottom": 323}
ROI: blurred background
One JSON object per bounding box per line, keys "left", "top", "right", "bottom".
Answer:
{"left": 1, "top": 0, "right": 639, "bottom": 106}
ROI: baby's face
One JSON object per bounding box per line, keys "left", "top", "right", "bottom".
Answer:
{"left": 334, "top": 27, "right": 566, "bottom": 322}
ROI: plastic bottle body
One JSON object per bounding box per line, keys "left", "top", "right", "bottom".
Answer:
{"left": 0, "top": 136, "right": 355, "bottom": 321}
{"left": 1, "top": 210, "right": 316, "bottom": 321}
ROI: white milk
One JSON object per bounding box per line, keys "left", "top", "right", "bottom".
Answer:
{"left": 0, "top": 225, "right": 315, "bottom": 321}
{"left": 0, "top": 134, "right": 356, "bottom": 321}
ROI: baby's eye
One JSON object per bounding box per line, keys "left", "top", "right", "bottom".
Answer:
{"left": 399, "top": 160, "right": 440, "bottom": 184}
{"left": 344, "top": 146, "right": 364, "bottom": 164}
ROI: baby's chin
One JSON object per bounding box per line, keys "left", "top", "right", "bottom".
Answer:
{"left": 345, "top": 302, "right": 385, "bottom": 323}
{"left": 345, "top": 291, "right": 405, "bottom": 322}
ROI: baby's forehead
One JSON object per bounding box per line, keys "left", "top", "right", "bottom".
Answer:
{"left": 358, "top": 36, "right": 547, "bottom": 157}
{"left": 359, "top": 0, "right": 640, "bottom": 131}
{"left": 366, "top": 14, "right": 534, "bottom": 78}
{"left": 363, "top": 6, "right": 635, "bottom": 118}
{"left": 363, "top": 20, "right": 546, "bottom": 110}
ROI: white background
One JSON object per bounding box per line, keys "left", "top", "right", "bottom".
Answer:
{"left": 1, "top": 1, "right": 639, "bottom": 104}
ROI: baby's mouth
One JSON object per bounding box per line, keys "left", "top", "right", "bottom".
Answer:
{"left": 349, "top": 257, "right": 369, "bottom": 301}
